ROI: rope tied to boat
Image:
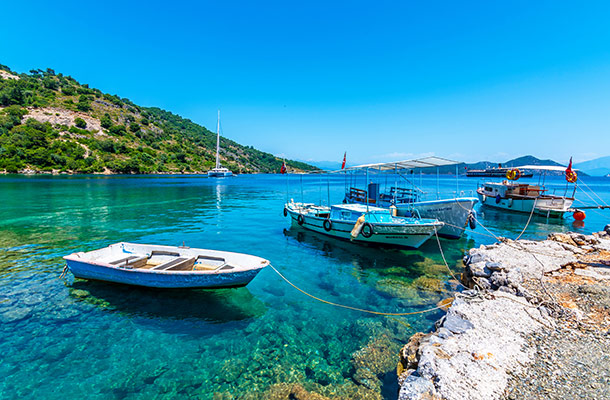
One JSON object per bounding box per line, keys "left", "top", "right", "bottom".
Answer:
{"left": 58, "top": 264, "right": 69, "bottom": 281}
{"left": 268, "top": 264, "right": 450, "bottom": 316}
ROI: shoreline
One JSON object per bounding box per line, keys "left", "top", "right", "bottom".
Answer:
{"left": 397, "top": 228, "right": 610, "bottom": 400}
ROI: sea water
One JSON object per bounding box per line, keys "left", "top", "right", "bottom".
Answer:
{"left": 1, "top": 174, "right": 609, "bottom": 400}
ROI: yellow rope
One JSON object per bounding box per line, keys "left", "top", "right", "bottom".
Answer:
{"left": 433, "top": 226, "right": 466, "bottom": 289}
{"left": 268, "top": 264, "right": 448, "bottom": 316}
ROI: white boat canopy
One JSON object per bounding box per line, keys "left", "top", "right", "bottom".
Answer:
{"left": 515, "top": 165, "right": 576, "bottom": 172}
{"left": 344, "top": 156, "right": 460, "bottom": 172}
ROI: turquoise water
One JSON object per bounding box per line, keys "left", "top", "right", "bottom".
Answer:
{"left": 1, "top": 174, "right": 609, "bottom": 400}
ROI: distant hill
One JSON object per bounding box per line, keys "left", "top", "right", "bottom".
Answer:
{"left": 465, "top": 155, "right": 564, "bottom": 171}
{"left": 301, "top": 160, "right": 343, "bottom": 171}
{"left": 0, "top": 64, "right": 318, "bottom": 174}
{"left": 432, "top": 155, "right": 568, "bottom": 175}
{"left": 575, "top": 156, "right": 610, "bottom": 177}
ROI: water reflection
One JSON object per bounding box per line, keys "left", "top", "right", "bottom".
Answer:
{"left": 69, "top": 280, "right": 267, "bottom": 324}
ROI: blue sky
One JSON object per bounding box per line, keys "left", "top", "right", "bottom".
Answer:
{"left": 2, "top": 1, "right": 610, "bottom": 165}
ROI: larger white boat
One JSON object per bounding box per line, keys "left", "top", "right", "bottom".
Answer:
{"left": 284, "top": 201, "right": 444, "bottom": 249}
{"left": 208, "top": 110, "right": 233, "bottom": 177}
{"left": 477, "top": 165, "right": 575, "bottom": 218}
{"left": 343, "top": 157, "right": 478, "bottom": 239}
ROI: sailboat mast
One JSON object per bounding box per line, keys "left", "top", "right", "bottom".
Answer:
{"left": 215, "top": 110, "right": 220, "bottom": 169}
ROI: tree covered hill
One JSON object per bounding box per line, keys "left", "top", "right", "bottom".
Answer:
{"left": 0, "top": 65, "right": 317, "bottom": 174}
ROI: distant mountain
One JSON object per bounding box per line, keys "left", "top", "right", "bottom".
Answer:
{"left": 575, "top": 156, "right": 610, "bottom": 177}
{"left": 431, "top": 155, "right": 566, "bottom": 175}
{"left": 465, "top": 155, "right": 563, "bottom": 171}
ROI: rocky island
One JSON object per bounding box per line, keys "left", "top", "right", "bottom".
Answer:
{"left": 397, "top": 228, "right": 610, "bottom": 400}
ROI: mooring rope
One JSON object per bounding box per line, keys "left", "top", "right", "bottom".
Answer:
{"left": 268, "top": 264, "right": 448, "bottom": 316}
{"left": 433, "top": 226, "right": 466, "bottom": 289}
{"left": 515, "top": 198, "right": 537, "bottom": 241}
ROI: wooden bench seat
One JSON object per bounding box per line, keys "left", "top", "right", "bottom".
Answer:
{"left": 152, "top": 257, "right": 196, "bottom": 271}
{"left": 109, "top": 255, "right": 148, "bottom": 269}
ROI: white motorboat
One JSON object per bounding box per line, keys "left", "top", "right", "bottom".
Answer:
{"left": 477, "top": 165, "right": 576, "bottom": 218}
{"left": 284, "top": 201, "right": 444, "bottom": 249}
{"left": 343, "top": 156, "right": 478, "bottom": 239}
{"left": 63, "top": 242, "right": 268, "bottom": 288}
{"left": 208, "top": 110, "right": 233, "bottom": 177}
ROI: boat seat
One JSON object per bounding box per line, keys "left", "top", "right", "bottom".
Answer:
{"left": 152, "top": 257, "right": 196, "bottom": 271}
{"left": 109, "top": 255, "right": 148, "bottom": 269}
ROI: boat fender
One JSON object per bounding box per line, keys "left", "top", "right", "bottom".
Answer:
{"left": 283, "top": 207, "right": 288, "bottom": 217}
{"left": 389, "top": 205, "right": 397, "bottom": 217}
{"left": 481, "top": 194, "right": 486, "bottom": 203}
{"left": 297, "top": 214, "right": 305, "bottom": 225}
{"left": 361, "top": 222, "right": 374, "bottom": 238}
{"left": 508, "top": 198, "right": 513, "bottom": 208}
{"left": 468, "top": 212, "right": 476, "bottom": 230}
{"left": 350, "top": 215, "right": 366, "bottom": 239}
{"left": 323, "top": 219, "right": 333, "bottom": 232}
{"left": 495, "top": 195, "right": 502, "bottom": 204}
{"left": 573, "top": 210, "right": 586, "bottom": 221}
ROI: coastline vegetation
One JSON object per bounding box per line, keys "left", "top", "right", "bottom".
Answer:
{"left": 0, "top": 65, "right": 317, "bottom": 174}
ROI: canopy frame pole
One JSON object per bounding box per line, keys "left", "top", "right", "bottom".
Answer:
{"left": 436, "top": 167, "right": 440, "bottom": 200}
{"left": 456, "top": 164, "right": 459, "bottom": 195}
{"left": 366, "top": 167, "right": 369, "bottom": 213}
{"left": 327, "top": 175, "right": 331, "bottom": 207}
{"left": 394, "top": 164, "right": 398, "bottom": 205}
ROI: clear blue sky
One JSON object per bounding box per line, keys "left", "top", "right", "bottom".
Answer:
{"left": 2, "top": 1, "right": 610, "bottom": 165}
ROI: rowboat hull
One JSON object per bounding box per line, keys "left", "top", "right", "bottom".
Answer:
{"left": 64, "top": 243, "right": 268, "bottom": 289}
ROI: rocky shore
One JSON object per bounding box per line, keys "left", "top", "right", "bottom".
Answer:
{"left": 397, "top": 227, "right": 610, "bottom": 400}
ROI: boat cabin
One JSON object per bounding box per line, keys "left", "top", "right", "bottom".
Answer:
{"left": 330, "top": 203, "right": 394, "bottom": 223}
{"left": 479, "top": 181, "right": 543, "bottom": 199}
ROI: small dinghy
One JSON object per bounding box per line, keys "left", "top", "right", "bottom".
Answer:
{"left": 63, "top": 242, "right": 269, "bottom": 289}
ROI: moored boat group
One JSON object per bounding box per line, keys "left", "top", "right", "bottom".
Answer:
{"left": 63, "top": 156, "right": 590, "bottom": 289}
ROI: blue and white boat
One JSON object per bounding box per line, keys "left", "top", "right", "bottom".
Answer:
{"left": 208, "top": 110, "right": 234, "bottom": 177}
{"left": 63, "top": 242, "right": 268, "bottom": 288}
{"left": 343, "top": 157, "right": 478, "bottom": 239}
{"left": 284, "top": 201, "right": 444, "bottom": 249}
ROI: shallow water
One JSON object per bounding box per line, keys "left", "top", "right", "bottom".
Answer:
{"left": 1, "top": 174, "right": 609, "bottom": 399}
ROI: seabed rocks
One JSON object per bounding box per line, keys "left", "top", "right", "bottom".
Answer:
{"left": 397, "top": 228, "right": 610, "bottom": 400}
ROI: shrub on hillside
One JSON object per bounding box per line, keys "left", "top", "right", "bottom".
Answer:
{"left": 74, "top": 117, "right": 87, "bottom": 129}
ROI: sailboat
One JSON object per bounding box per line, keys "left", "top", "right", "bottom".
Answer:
{"left": 207, "top": 110, "right": 233, "bottom": 177}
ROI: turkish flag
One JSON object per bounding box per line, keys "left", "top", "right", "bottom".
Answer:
{"left": 341, "top": 152, "right": 346, "bottom": 169}
{"left": 280, "top": 161, "right": 287, "bottom": 174}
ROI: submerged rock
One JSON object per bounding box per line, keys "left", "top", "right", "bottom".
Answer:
{"left": 0, "top": 306, "right": 31, "bottom": 322}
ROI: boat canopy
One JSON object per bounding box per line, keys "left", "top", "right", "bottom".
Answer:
{"left": 515, "top": 165, "right": 576, "bottom": 172}
{"left": 344, "top": 156, "right": 460, "bottom": 172}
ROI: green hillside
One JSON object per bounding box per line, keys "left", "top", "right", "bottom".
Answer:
{"left": 0, "top": 65, "right": 317, "bottom": 174}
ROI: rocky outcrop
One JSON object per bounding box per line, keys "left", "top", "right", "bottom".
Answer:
{"left": 397, "top": 229, "right": 610, "bottom": 400}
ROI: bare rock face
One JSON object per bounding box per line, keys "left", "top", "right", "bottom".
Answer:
{"left": 462, "top": 238, "right": 578, "bottom": 288}
{"left": 397, "top": 294, "right": 547, "bottom": 400}
{"left": 397, "top": 232, "right": 610, "bottom": 400}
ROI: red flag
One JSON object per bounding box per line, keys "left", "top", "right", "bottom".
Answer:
{"left": 341, "top": 152, "right": 346, "bottom": 169}
{"left": 280, "top": 160, "right": 287, "bottom": 174}
{"left": 565, "top": 157, "right": 577, "bottom": 182}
